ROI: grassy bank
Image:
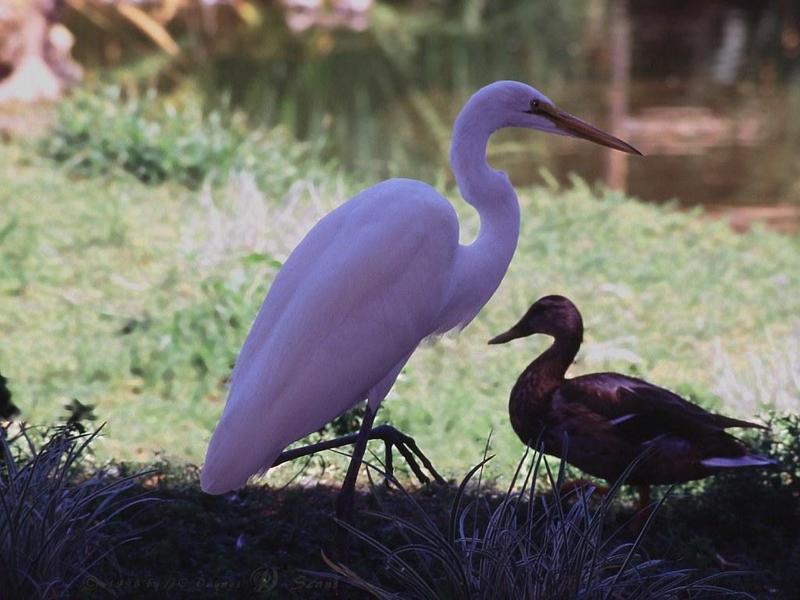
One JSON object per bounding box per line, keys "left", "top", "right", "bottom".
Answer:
{"left": 1, "top": 93, "right": 799, "bottom": 481}
{"left": 2, "top": 91, "right": 800, "bottom": 599}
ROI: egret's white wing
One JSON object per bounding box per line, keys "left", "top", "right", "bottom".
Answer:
{"left": 201, "top": 179, "right": 459, "bottom": 493}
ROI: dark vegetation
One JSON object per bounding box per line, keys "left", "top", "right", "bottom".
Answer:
{"left": 119, "top": 415, "right": 800, "bottom": 599}
{"left": 0, "top": 420, "right": 152, "bottom": 598}
{"left": 1, "top": 402, "right": 798, "bottom": 599}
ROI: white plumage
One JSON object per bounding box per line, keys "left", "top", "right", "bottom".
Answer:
{"left": 202, "top": 181, "right": 460, "bottom": 492}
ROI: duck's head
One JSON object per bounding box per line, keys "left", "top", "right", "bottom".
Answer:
{"left": 488, "top": 295, "right": 583, "bottom": 344}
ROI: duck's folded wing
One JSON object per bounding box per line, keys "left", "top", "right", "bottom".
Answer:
{"left": 556, "top": 373, "right": 765, "bottom": 445}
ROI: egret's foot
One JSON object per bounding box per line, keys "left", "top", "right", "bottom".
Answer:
{"left": 272, "top": 424, "right": 445, "bottom": 488}
{"left": 333, "top": 425, "right": 442, "bottom": 528}
{"left": 271, "top": 421, "right": 444, "bottom": 524}
{"left": 369, "top": 424, "right": 446, "bottom": 487}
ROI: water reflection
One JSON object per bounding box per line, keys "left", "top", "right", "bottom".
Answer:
{"left": 605, "top": 0, "right": 630, "bottom": 191}
{"left": 69, "top": 0, "right": 800, "bottom": 221}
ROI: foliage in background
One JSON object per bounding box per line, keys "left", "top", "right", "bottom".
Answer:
{"left": 325, "top": 451, "right": 748, "bottom": 599}
{"left": 39, "top": 88, "right": 334, "bottom": 192}
{"left": 0, "top": 421, "right": 153, "bottom": 600}
{"left": 3, "top": 102, "right": 800, "bottom": 470}
{"left": 57, "top": 0, "right": 800, "bottom": 210}
{"left": 123, "top": 273, "right": 265, "bottom": 401}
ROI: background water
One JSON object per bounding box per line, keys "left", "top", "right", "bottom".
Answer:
{"left": 69, "top": 0, "right": 800, "bottom": 219}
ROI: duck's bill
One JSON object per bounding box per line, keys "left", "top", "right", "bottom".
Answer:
{"left": 551, "top": 110, "right": 643, "bottom": 156}
{"left": 488, "top": 327, "right": 524, "bottom": 345}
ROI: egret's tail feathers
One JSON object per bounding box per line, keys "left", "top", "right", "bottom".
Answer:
{"left": 200, "top": 419, "right": 284, "bottom": 494}
{"left": 701, "top": 454, "right": 775, "bottom": 468}
{"left": 200, "top": 449, "right": 250, "bottom": 495}
{"left": 200, "top": 468, "right": 237, "bottom": 495}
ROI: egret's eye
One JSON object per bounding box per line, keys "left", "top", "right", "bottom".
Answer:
{"left": 525, "top": 99, "right": 543, "bottom": 114}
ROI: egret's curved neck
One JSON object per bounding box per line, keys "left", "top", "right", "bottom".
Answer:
{"left": 444, "top": 105, "right": 521, "bottom": 328}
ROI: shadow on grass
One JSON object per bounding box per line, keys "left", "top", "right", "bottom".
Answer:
{"left": 3, "top": 416, "right": 797, "bottom": 599}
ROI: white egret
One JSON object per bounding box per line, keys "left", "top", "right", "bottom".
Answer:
{"left": 200, "top": 80, "right": 641, "bottom": 518}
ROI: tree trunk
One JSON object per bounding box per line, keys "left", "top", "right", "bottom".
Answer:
{"left": 0, "top": 0, "right": 81, "bottom": 104}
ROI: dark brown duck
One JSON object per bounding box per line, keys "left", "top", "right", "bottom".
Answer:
{"left": 489, "top": 295, "right": 773, "bottom": 505}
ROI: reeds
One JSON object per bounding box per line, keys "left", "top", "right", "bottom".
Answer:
{"left": 0, "top": 423, "right": 154, "bottom": 599}
{"left": 324, "top": 448, "right": 750, "bottom": 599}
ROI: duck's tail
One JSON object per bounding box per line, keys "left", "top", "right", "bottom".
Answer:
{"left": 713, "top": 414, "right": 769, "bottom": 430}
{"left": 701, "top": 453, "right": 775, "bottom": 468}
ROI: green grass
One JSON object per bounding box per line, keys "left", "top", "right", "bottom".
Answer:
{"left": 1, "top": 100, "right": 799, "bottom": 480}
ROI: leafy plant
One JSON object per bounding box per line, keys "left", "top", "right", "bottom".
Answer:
{"left": 324, "top": 449, "right": 749, "bottom": 599}
{"left": 40, "top": 88, "right": 333, "bottom": 192}
{"left": 62, "top": 398, "right": 98, "bottom": 432}
{"left": 0, "top": 372, "right": 19, "bottom": 420}
{"left": 0, "top": 423, "right": 154, "bottom": 599}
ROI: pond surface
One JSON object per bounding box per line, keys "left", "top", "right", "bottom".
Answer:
{"left": 72, "top": 0, "right": 800, "bottom": 220}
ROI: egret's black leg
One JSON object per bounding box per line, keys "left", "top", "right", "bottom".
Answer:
{"left": 335, "top": 405, "right": 377, "bottom": 521}
{"left": 391, "top": 441, "right": 427, "bottom": 484}
{"left": 272, "top": 433, "right": 361, "bottom": 467}
{"left": 384, "top": 437, "right": 394, "bottom": 482}
{"left": 365, "top": 425, "right": 445, "bottom": 485}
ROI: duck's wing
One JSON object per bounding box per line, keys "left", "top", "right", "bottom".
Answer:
{"left": 556, "top": 373, "right": 765, "bottom": 445}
